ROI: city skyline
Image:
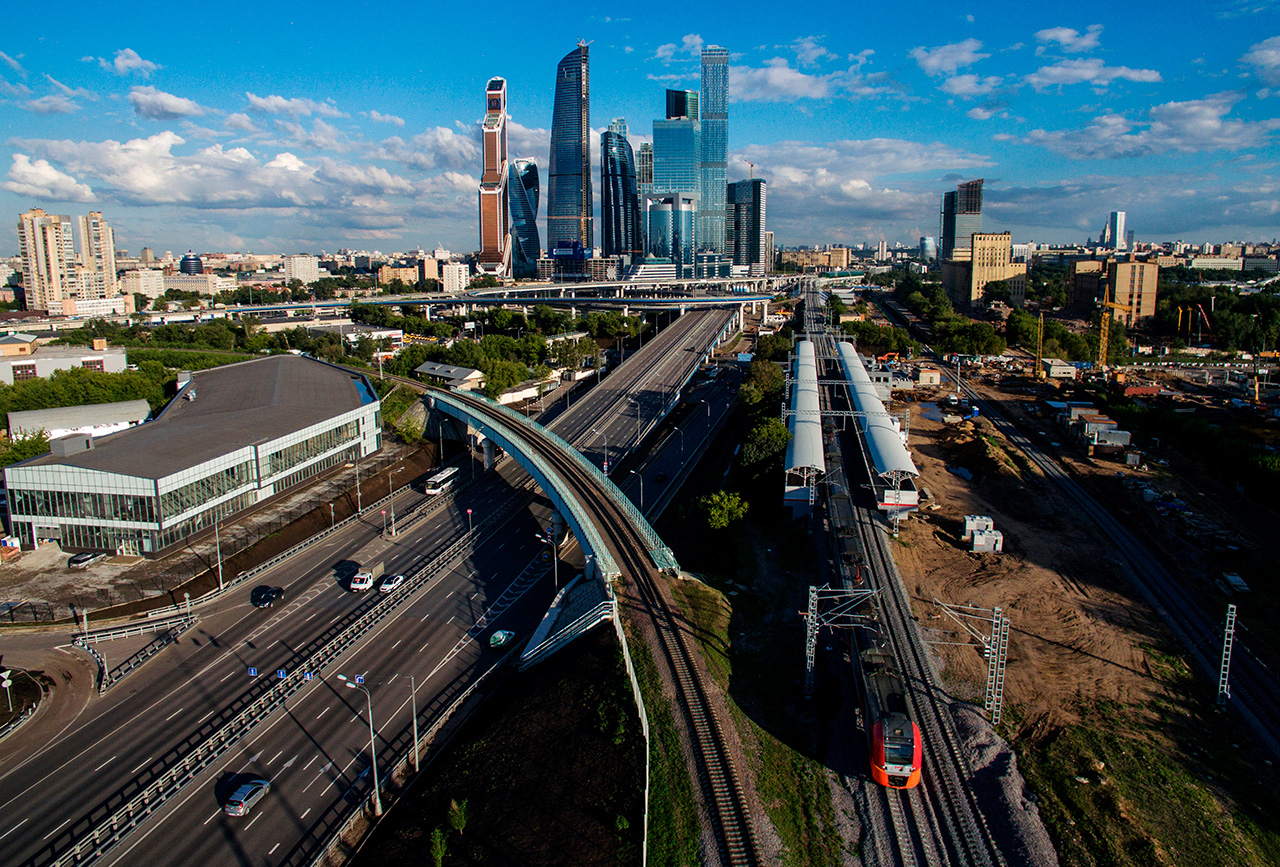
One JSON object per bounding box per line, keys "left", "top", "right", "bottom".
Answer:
{"left": 1, "top": 0, "right": 1278, "bottom": 254}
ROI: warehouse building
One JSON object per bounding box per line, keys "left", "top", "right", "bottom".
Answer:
{"left": 4, "top": 355, "right": 382, "bottom": 556}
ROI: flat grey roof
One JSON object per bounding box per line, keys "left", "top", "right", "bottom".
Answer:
{"left": 19, "top": 356, "right": 375, "bottom": 480}
{"left": 414, "top": 360, "right": 482, "bottom": 381}
{"left": 9, "top": 400, "right": 150, "bottom": 435}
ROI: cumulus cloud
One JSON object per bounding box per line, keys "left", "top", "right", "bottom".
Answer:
{"left": 366, "top": 110, "right": 405, "bottom": 126}
{"left": 1034, "top": 25, "right": 1104, "bottom": 53}
{"left": 1023, "top": 92, "right": 1279, "bottom": 158}
{"left": 100, "top": 48, "right": 159, "bottom": 77}
{"left": 1242, "top": 35, "right": 1280, "bottom": 86}
{"left": 0, "top": 79, "right": 32, "bottom": 98}
{"left": 909, "top": 39, "right": 989, "bottom": 76}
{"left": 1025, "top": 58, "right": 1161, "bottom": 90}
{"left": 27, "top": 95, "right": 79, "bottom": 114}
{"left": 730, "top": 59, "right": 898, "bottom": 102}
{"left": 790, "top": 37, "right": 833, "bottom": 66}
{"left": 655, "top": 33, "right": 704, "bottom": 62}
{"left": 940, "top": 74, "right": 1002, "bottom": 97}
{"left": 129, "top": 86, "right": 205, "bottom": 120}
{"left": 1, "top": 153, "right": 95, "bottom": 201}
{"left": 225, "top": 112, "right": 257, "bottom": 133}
{"left": 275, "top": 118, "right": 351, "bottom": 152}
{"left": 371, "top": 125, "right": 481, "bottom": 171}
{"left": 968, "top": 105, "right": 1001, "bottom": 120}
{"left": 246, "top": 92, "right": 344, "bottom": 118}
{"left": 0, "top": 51, "right": 26, "bottom": 77}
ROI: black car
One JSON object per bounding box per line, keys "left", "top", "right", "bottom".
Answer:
{"left": 250, "top": 586, "right": 284, "bottom": 608}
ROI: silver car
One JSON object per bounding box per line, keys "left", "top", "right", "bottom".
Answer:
{"left": 223, "top": 778, "right": 270, "bottom": 816}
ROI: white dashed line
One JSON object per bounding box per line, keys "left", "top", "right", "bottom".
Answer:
{"left": 164, "top": 708, "right": 184, "bottom": 721}
{"left": 92, "top": 756, "right": 116, "bottom": 773}
{"left": 316, "top": 707, "right": 330, "bottom": 720}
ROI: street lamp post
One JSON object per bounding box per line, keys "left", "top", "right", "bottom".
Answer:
{"left": 410, "top": 674, "right": 420, "bottom": 773}
{"left": 593, "top": 427, "right": 609, "bottom": 473}
{"left": 676, "top": 427, "right": 685, "bottom": 455}
{"left": 536, "top": 528, "right": 559, "bottom": 589}
{"left": 629, "top": 470, "right": 644, "bottom": 511}
{"left": 466, "top": 508, "right": 473, "bottom": 536}
{"left": 214, "top": 514, "right": 224, "bottom": 592}
{"left": 330, "top": 503, "right": 335, "bottom": 528}
{"left": 338, "top": 675, "right": 382, "bottom": 816}
{"left": 355, "top": 454, "right": 362, "bottom": 515}
{"left": 388, "top": 467, "right": 405, "bottom": 536}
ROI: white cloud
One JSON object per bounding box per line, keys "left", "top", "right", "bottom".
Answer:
{"left": 366, "top": 110, "right": 405, "bottom": 126}
{"left": 1034, "top": 25, "right": 1104, "bottom": 53}
{"left": 0, "top": 79, "right": 31, "bottom": 98}
{"left": 940, "top": 74, "right": 1002, "bottom": 97}
{"left": 275, "top": 118, "right": 351, "bottom": 153}
{"left": 44, "top": 74, "right": 95, "bottom": 100}
{"left": 730, "top": 59, "right": 897, "bottom": 102}
{"left": 655, "top": 33, "right": 704, "bottom": 62}
{"left": 372, "top": 125, "right": 481, "bottom": 171}
{"left": 968, "top": 106, "right": 999, "bottom": 120}
{"left": 1026, "top": 58, "right": 1162, "bottom": 90}
{"left": 225, "top": 113, "right": 257, "bottom": 133}
{"left": 246, "top": 92, "right": 344, "bottom": 118}
{"left": 624, "top": 46, "right": 634, "bottom": 54}
{"left": 129, "top": 86, "right": 205, "bottom": 120}
{"left": 26, "top": 95, "right": 79, "bottom": 114}
{"left": 1, "top": 153, "right": 95, "bottom": 201}
{"left": 1023, "top": 92, "right": 1279, "bottom": 158}
{"left": 1242, "top": 35, "right": 1280, "bottom": 86}
{"left": 791, "top": 37, "right": 833, "bottom": 67}
{"left": 100, "top": 48, "right": 159, "bottom": 77}
{"left": 910, "top": 39, "right": 989, "bottom": 76}
{"left": 0, "top": 51, "right": 26, "bottom": 77}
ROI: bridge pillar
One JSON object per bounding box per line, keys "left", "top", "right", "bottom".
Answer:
{"left": 621, "top": 305, "right": 629, "bottom": 318}
{"left": 551, "top": 510, "right": 565, "bottom": 545}
{"left": 482, "top": 437, "right": 497, "bottom": 470}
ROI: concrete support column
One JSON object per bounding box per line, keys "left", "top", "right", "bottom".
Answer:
{"left": 550, "top": 510, "right": 565, "bottom": 546}
{"left": 482, "top": 437, "right": 497, "bottom": 471}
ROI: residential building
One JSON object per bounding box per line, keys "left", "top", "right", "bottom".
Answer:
{"left": 477, "top": 77, "right": 511, "bottom": 279}
{"left": 940, "top": 179, "right": 983, "bottom": 261}
{"left": 441, "top": 262, "right": 470, "bottom": 294}
{"left": 699, "top": 45, "right": 729, "bottom": 253}
{"left": 418, "top": 257, "right": 440, "bottom": 283}
{"left": 4, "top": 355, "right": 381, "bottom": 556}
{"left": 120, "top": 269, "right": 166, "bottom": 299}
{"left": 509, "top": 158, "right": 541, "bottom": 279}
{"left": 547, "top": 43, "right": 592, "bottom": 251}
{"left": 283, "top": 254, "right": 321, "bottom": 285}
{"left": 942, "top": 231, "right": 1027, "bottom": 308}
{"left": 377, "top": 265, "right": 419, "bottom": 286}
{"left": 1107, "top": 259, "right": 1159, "bottom": 326}
{"left": 664, "top": 89, "right": 698, "bottom": 121}
{"left": 601, "top": 119, "right": 642, "bottom": 261}
{"left": 76, "top": 212, "right": 117, "bottom": 299}
{"left": 1068, "top": 260, "right": 1104, "bottom": 310}
{"left": 725, "top": 178, "right": 767, "bottom": 274}
{"left": 17, "top": 209, "right": 76, "bottom": 313}
{"left": 764, "top": 231, "right": 775, "bottom": 274}
{"left": 779, "top": 247, "right": 852, "bottom": 272}
{"left": 163, "top": 273, "right": 236, "bottom": 294}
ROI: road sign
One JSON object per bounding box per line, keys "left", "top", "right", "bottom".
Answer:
{"left": 381, "top": 509, "right": 385, "bottom": 515}
{"left": 303, "top": 671, "right": 314, "bottom": 681}
{"left": 355, "top": 675, "right": 365, "bottom": 684}
{"left": 248, "top": 667, "right": 258, "bottom": 677}
{"left": 0, "top": 677, "right": 10, "bottom": 689}
{"left": 277, "top": 669, "right": 287, "bottom": 679}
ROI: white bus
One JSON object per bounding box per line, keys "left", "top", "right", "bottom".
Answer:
{"left": 424, "top": 466, "right": 459, "bottom": 495}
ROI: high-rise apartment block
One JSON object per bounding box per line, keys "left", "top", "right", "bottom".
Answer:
{"left": 601, "top": 119, "right": 642, "bottom": 261}
{"left": 1108, "top": 259, "right": 1158, "bottom": 326}
{"left": 547, "top": 43, "right": 592, "bottom": 252}
{"left": 18, "top": 208, "right": 129, "bottom": 315}
{"left": 764, "top": 231, "right": 775, "bottom": 274}
{"left": 940, "top": 179, "right": 983, "bottom": 260}
{"left": 508, "top": 158, "right": 541, "bottom": 279}
{"left": 441, "top": 262, "right": 470, "bottom": 294}
{"left": 283, "top": 254, "right": 320, "bottom": 285}
{"left": 77, "top": 212, "right": 117, "bottom": 298}
{"left": 726, "top": 178, "right": 767, "bottom": 274}
{"left": 699, "top": 46, "right": 729, "bottom": 253}
{"left": 478, "top": 77, "right": 511, "bottom": 278}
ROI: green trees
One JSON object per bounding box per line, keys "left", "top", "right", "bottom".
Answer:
{"left": 698, "top": 490, "right": 749, "bottom": 530}
{"left": 448, "top": 798, "right": 470, "bottom": 835}
{"left": 742, "top": 417, "right": 791, "bottom": 466}
{"left": 739, "top": 359, "right": 785, "bottom": 406}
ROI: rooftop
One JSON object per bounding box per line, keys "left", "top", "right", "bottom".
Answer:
{"left": 8, "top": 400, "right": 150, "bottom": 436}
{"left": 19, "top": 355, "right": 375, "bottom": 479}
{"left": 414, "top": 360, "right": 483, "bottom": 382}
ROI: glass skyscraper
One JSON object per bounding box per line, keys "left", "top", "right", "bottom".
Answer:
{"left": 940, "top": 178, "right": 983, "bottom": 260}
{"left": 653, "top": 118, "right": 701, "bottom": 197}
{"left": 601, "top": 119, "right": 642, "bottom": 260}
{"left": 644, "top": 193, "right": 697, "bottom": 267}
{"left": 509, "top": 158, "right": 541, "bottom": 279}
{"left": 699, "top": 46, "right": 729, "bottom": 253}
{"left": 665, "top": 89, "right": 699, "bottom": 121}
{"left": 726, "top": 178, "right": 767, "bottom": 274}
{"left": 547, "top": 43, "right": 592, "bottom": 252}
{"left": 637, "top": 143, "right": 654, "bottom": 196}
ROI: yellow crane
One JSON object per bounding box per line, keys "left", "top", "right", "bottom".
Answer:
{"left": 1034, "top": 312, "right": 1046, "bottom": 380}
{"left": 1097, "top": 284, "right": 1130, "bottom": 372}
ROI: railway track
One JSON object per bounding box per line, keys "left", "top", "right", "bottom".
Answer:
{"left": 444, "top": 389, "right": 759, "bottom": 867}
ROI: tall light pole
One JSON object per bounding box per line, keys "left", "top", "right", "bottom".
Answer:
{"left": 536, "top": 528, "right": 559, "bottom": 589}
{"left": 388, "top": 467, "right": 405, "bottom": 536}
{"left": 629, "top": 470, "right": 644, "bottom": 511}
{"left": 330, "top": 503, "right": 335, "bottom": 528}
{"left": 592, "top": 427, "right": 609, "bottom": 473}
{"left": 214, "top": 513, "right": 224, "bottom": 592}
{"left": 338, "top": 675, "right": 382, "bottom": 816}
{"left": 355, "top": 454, "right": 362, "bottom": 515}
{"left": 409, "top": 674, "right": 420, "bottom": 773}
{"left": 676, "top": 427, "right": 685, "bottom": 455}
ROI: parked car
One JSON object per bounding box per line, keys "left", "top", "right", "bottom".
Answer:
{"left": 349, "top": 570, "right": 375, "bottom": 592}
{"left": 223, "top": 778, "right": 270, "bottom": 816}
{"left": 68, "top": 552, "right": 107, "bottom": 570}
{"left": 250, "top": 586, "right": 284, "bottom": 608}
{"left": 378, "top": 574, "right": 406, "bottom": 594}
{"left": 489, "top": 630, "right": 515, "bottom": 649}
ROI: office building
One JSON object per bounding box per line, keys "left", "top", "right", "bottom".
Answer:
{"left": 764, "top": 231, "right": 775, "bottom": 274}
{"left": 637, "top": 143, "right": 654, "bottom": 195}
{"left": 653, "top": 116, "right": 701, "bottom": 196}
{"left": 1102, "top": 211, "right": 1127, "bottom": 251}
{"left": 283, "top": 254, "right": 321, "bottom": 285}
{"left": 1108, "top": 259, "right": 1158, "bottom": 326}
{"left": 17, "top": 209, "right": 76, "bottom": 313}
{"left": 601, "top": 119, "right": 642, "bottom": 260}
{"left": 665, "top": 89, "right": 699, "bottom": 121}
{"left": 547, "top": 43, "right": 592, "bottom": 251}
{"left": 644, "top": 193, "right": 698, "bottom": 268}
{"left": 941, "top": 231, "right": 1026, "bottom": 309}
{"left": 940, "top": 179, "right": 983, "bottom": 260}
{"left": 509, "top": 158, "right": 541, "bottom": 279}
{"left": 726, "top": 178, "right": 767, "bottom": 274}
{"left": 477, "top": 77, "right": 511, "bottom": 279}
{"left": 179, "top": 251, "right": 204, "bottom": 274}
{"left": 140, "top": 247, "right": 155, "bottom": 264}
{"left": 699, "top": 45, "right": 729, "bottom": 253}
{"left": 4, "top": 355, "right": 381, "bottom": 556}
{"left": 920, "top": 236, "right": 938, "bottom": 262}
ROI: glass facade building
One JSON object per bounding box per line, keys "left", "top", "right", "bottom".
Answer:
{"left": 601, "top": 119, "right": 642, "bottom": 260}
{"left": 652, "top": 118, "right": 701, "bottom": 197}
{"left": 726, "top": 178, "right": 767, "bottom": 274}
{"left": 940, "top": 179, "right": 983, "bottom": 260}
{"left": 665, "top": 89, "right": 699, "bottom": 121}
{"left": 637, "top": 143, "right": 654, "bottom": 196}
{"left": 477, "top": 77, "right": 511, "bottom": 278}
{"left": 547, "top": 43, "right": 592, "bottom": 252}
{"left": 645, "top": 193, "right": 698, "bottom": 268}
{"left": 699, "top": 46, "right": 730, "bottom": 253}
{"left": 509, "top": 158, "right": 541, "bottom": 279}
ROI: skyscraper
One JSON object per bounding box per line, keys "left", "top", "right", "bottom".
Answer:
{"left": 726, "top": 178, "right": 767, "bottom": 274}
{"left": 1104, "top": 211, "right": 1127, "bottom": 251}
{"left": 477, "top": 77, "right": 511, "bottom": 278}
{"left": 17, "top": 208, "right": 75, "bottom": 313}
{"left": 644, "top": 193, "right": 697, "bottom": 267}
{"left": 547, "top": 43, "right": 592, "bottom": 251}
{"left": 665, "top": 89, "right": 699, "bottom": 121}
{"left": 77, "top": 211, "right": 117, "bottom": 298}
{"left": 637, "top": 143, "right": 654, "bottom": 195}
{"left": 653, "top": 116, "right": 701, "bottom": 196}
{"left": 601, "top": 119, "right": 642, "bottom": 260}
{"left": 940, "top": 179, "right": 983, "bottom": 260}
{"left": 508, "top": 158, "right": 541, "bottom": 279}
{"left": 699, "top": 45, "right": 729, "bottom": 253}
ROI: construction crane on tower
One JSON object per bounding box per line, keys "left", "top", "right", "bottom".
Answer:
{"left": 1097, "top": 284, "right": 1130, "bottom": 372}
{"left": 1034, "top": 312, "right": 1046, "bottom": 380}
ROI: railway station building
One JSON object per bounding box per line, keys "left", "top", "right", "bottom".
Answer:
{"left": 3, "top": 355, "right": 382, "bottom": 556}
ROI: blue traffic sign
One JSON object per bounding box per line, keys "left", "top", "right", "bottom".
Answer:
{"left": 355, "top": 675, "right": 365, "bottom": 684}
{"left": 277, "top": 669, "right": 287, "bottom": 679}
{"left": 248, "top": 667, "right": 257, "bottom": 677}
{"left": 304, "top": 671, "right": 314, "bottom": 681}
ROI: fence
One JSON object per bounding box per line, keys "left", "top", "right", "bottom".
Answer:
{"left": 0, "top": 702, "right": 37, "bottom": 744}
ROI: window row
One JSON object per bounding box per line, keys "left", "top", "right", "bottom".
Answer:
{"left": 9, "top": 487, "right": 157, "bottom": 523}
{"left": 159, "top": 460, "right": 255, "bottom": 520}
{"left": 264, "top": 420, "right": 359, "bottom": 479}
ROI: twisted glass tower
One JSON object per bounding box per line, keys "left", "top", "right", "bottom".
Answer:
{"left": 509, "top": 158, "right": 541, "bottom": 279}
{"left": 547, "top": 43, "right": 592, "bottom": 252}
{"left": 699, "top": 46, "right": 729, "bottom": 252}
{"left": 601, "top": 119, "right": 642, "bottom": 259}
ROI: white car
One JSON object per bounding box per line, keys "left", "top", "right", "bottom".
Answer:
{"left": 379, "top": 574, "right": 406, "bottom": 594}
{"left": 349, "top": 571, "right": 374, "bottom": 592}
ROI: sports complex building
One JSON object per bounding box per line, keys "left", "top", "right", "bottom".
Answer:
{"left": 3, "top": 355, "right": 382, "bottom": 556}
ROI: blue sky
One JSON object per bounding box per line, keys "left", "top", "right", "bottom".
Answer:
{"left": 2, "top": 0, "right": 1278, "bottom": 256}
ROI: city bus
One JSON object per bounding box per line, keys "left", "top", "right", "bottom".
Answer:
{"left": 424, "top": 466, "right": 459, "bottom": 495}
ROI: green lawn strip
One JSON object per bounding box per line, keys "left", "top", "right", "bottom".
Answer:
{"left": 378, "top": 383, "right": 419, "bottom": 426}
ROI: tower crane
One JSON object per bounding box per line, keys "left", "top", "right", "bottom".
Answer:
{"left": 1097, "top": 284, "right": 1130, "bottom": 372}
{"left": 1034, "top": 311, "right": 1046, "bottom": 380}
{"left": 743, "top": 158, "right": 755, "bottom": 180}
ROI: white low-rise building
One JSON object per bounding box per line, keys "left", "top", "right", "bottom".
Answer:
{"left": 120, "top": 269, "right": 166, "bottom": 299}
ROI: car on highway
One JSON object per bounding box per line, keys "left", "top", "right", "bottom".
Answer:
{"left": 250, "top": 586, "right": 284, "bottom": 608}
{"left": 378, "top": 573, "right": 406, "bottom": 594}
{"left": 489, "top": 630, "right": 515, "bottom": 649}
{"left": 68, "top": 552, "right": 107, "bottom": 570}
{"left": 223, "top": 778, "right": 270, "bottom": 816}
{"left": 350, "top": 570, "right": 375, "bottom": 592}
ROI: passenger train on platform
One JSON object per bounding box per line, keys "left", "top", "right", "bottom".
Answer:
{"left": 860, "top": 644, "right": 923, "bottom": 788}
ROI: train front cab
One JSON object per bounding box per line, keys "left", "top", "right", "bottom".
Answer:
{"left": 871, "top": 714, "right": 922, "bottom": 789}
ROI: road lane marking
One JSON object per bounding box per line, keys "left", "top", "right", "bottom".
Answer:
{"left": 219, "top": 671, "right": 234, "bottom": 682}
{"left": 129, "top": 757, "right": 153, "bottom": 775}
{"left": 268, "top": 750, "right": 283, "bottom": 764}
{"left": 269, "top": 843, "right": 280, "bottom": 855}
{"left": 301, "top": 808, "right": 311, "bottom": 820}
{"left": 388, "top": 673, "right": 399, "bottom": 684}
{"left": 42, "top": 818, "right": 70, "bottom": 840}
{"left": 304, "top": 610, "right": 320, "bottom": 623}
{"left": 419, "top": 642, "right": 429, "bottom": 653}
{"left": 316, "top": 707, "right": 330, "bottom": 720}
{"left": 1, "top": 818, "right": 29, "bottom": 840}
{"left": 302, "top": 755, "right": 318, "bottom": 771}
{"left": 202, "top": 808, "right": 220, "bottom": 826}
{"left": 93, "top": 755, "right": 116, "bottom": 772}
{"left": 245, "top": 813, "right": 261, "bottom": 830}
{"left": 391, "top": 640, "right": 401, "bottom": 650}
{"left": 164, "top": 708, "right": 184, "bottom": 721}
